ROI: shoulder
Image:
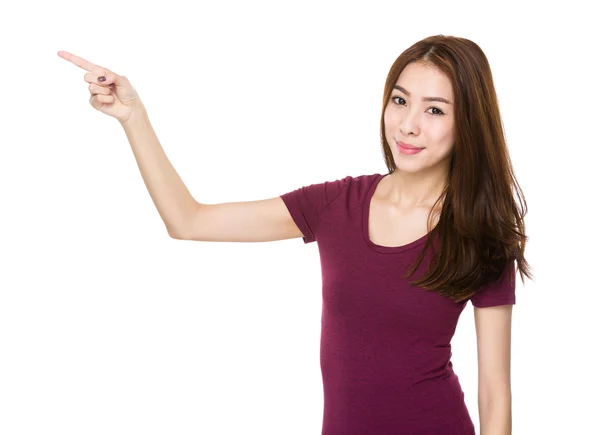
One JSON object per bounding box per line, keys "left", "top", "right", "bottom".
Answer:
{"left": 302, "top": 172, "right": 381, "bottom": 198}
{"left": 348, "top": 172, "right": 384, "bottom": 192}
{"left": 318, "top": 173, "right": 376, "bottom": 206}
{"left": 280, "top": 172, "right": 382, "bottom": 206}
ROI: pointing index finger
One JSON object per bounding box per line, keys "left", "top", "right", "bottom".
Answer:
{"left": 57, "top": 51, "right": 108, "bottom": 77}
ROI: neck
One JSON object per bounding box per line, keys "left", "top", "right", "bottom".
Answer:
{"left": 385, "top": 165, "right": 449, "bottom": 209}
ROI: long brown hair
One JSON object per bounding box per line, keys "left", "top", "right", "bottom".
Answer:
{"left": 380, "top": 35, "right": 533, "bottom": 303}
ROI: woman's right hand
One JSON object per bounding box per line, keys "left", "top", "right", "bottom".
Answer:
{"left": 58, "top": 51, "right": 145, "bottom": 124}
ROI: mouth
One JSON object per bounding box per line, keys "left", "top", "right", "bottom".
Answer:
{"left": 396, "top": 140, "right": 424, "bottom": 155}
{"left": 396, "top": 140, "right": 424, "bottom": 150}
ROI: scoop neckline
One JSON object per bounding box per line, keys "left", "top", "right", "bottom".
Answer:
{"left": 362, "top": 173, "right": 432, "bottom": 254}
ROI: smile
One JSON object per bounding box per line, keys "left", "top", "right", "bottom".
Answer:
{"left": 397, "top": 141, "right": 424, "bottom": 155}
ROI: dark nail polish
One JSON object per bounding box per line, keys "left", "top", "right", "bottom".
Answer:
{"left": 98, "top": 76, "right": 106, "bottom": 83}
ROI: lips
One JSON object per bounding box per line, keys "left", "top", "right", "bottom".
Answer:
{"left": 397, "top": 141, "right": 424, "bottom": 150}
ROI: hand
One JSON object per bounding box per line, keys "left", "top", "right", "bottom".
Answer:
{"left": 57, "top": 51, "right": 145, "bottom": 124}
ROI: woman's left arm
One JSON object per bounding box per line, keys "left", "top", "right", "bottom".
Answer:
{"left": 474, "top": 304, "right": 513, "bottom": 435}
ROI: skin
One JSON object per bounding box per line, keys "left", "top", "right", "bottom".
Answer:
{"left": 57, "top": 50, "right": 143, "bottom": 123}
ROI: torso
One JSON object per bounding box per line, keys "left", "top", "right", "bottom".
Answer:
{"left": 282, "top": 173, "right": 476, "bottom": 434}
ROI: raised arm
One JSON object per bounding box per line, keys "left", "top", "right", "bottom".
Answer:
{"left": 58, "top": 50, "right": 303, "bottom": 243}
{"left": 121, "top": 112, "right": 303, "bottom": 242}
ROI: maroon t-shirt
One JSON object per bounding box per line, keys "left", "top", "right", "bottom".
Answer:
{"left": 280, "top": 173, "right": 516, "bottom": 435}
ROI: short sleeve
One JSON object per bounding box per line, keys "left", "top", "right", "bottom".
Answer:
{"left": 279, "top": 176, "right": 351, "bottom": 243}
{"left": 470, "top": 260, "right": 517, "bottom": 308}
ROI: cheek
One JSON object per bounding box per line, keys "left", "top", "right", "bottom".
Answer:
{"left": 383, "top": 108, "right": 396, "bottom": 135}
{"left": 383, "top": 106, "right": 392, "bottom": 123}
{"left": 429, "top": 122, "right": 454, "bottom": 143}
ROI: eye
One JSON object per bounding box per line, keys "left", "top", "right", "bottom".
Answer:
{"left": 427, "top": 107, "right": 445, "bottom": 116}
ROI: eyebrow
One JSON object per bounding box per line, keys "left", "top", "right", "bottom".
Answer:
{"left": 393, "top": 85, "right": 453, "bottom": 105}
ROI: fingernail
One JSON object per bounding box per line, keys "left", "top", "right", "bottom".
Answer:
{"left": 98, "top": 76, "right": 106, "bottom": 83}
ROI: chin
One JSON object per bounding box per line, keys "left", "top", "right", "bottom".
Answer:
{"left": 392, "top": 159, "right": 427, "bottom": 173}
{"left": 396, "top": 164, "right": 427, "bottom": 174}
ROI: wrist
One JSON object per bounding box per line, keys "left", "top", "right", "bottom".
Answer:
{"left": 120, "top": 105, "right": 148, "bottom": 128}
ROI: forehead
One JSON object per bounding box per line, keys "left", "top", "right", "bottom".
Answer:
{"left": 395, "top": 62, "right": 453, "bottom": 97}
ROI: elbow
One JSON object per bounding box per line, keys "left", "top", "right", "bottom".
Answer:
{"left": 168, "top": 226, "right": 187, "bottom": 240}
{"left": 166, "top": 221, "right": 188, "bottom": 240}
{"left": 478, "top": 387, "right": 512, "bottom": 425}
{"left": 166, "top": 202, "right": 202, "bottom": 240}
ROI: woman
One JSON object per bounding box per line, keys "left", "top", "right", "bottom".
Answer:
{"left": 58, "top": 34, "right": 532, "bottom": 435}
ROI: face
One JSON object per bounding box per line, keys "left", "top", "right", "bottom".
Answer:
{"left": 384, "top": 62, "right": 455, "bottom": 174}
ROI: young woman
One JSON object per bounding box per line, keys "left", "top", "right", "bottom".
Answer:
{"left": 58, "top": 34, "right": 532, "bottom": 435}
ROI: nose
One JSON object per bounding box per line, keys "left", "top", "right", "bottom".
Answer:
{"left": 399, "top": 108, "right": 420, "bottom": 136}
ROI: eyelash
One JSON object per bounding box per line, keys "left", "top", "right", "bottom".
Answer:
{"left": 391, "top": 96, "right": 445, "bottom": 116}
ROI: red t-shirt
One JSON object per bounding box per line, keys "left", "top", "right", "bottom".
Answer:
{"left": 280, "top": 173, "right": 516, "bottom": 435}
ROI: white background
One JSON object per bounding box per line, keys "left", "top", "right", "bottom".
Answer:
{"left": 1, "top": 1, "right": 598, "bottom": 434}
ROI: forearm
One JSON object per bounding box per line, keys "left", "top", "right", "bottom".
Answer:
{"left": 120, "top": 107, "right": 198, "bottom": 236}
{"left": 478, "top": 392, "right": 512, "bottom": 435}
